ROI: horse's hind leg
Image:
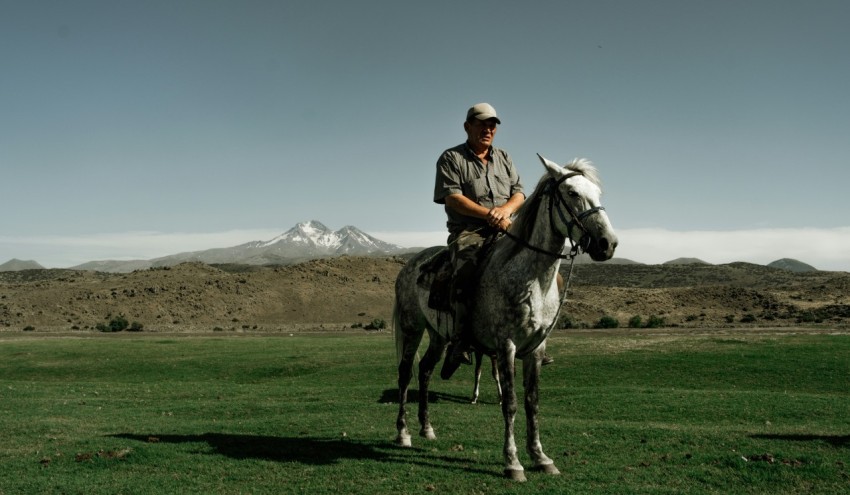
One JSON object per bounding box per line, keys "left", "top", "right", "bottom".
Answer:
{"left": 491, "top": 354, "right": 503, "bottom": 405}
{"left": 471, "top": 350, "right": 484, "bottom": 404}
{"left": 417, "top": 327, "right": 446, "bottom": 440}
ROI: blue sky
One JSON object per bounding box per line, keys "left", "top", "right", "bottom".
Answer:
{"left": 2, "top": 1, "right": 849, "bottom": 271}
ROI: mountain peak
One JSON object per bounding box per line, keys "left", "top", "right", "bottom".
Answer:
{"left": 294, "top": 220, "right": 332, "bottom": 232}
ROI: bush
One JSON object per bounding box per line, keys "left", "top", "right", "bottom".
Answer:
{"left": 740, "top": 314, "right": 757, "bottom": 323}
{"left": 365, "top": 318, "right": 386, "bottom": 330}
{"left": 109, "top": 316, "right": 129, "bottom": 332}
{"left": 128, "top": 321, "right": 144, "bottom": 332}
{"left": 97, "top": 316, "right": 129, "bottom": 332}
{"left": 645, "top": 315, "right": 665, "bottom": 328}
{"left": 628, "top": 315, "right": 642, "bottom": 328}
{"left": 595, "top": 316, "right": 619, "bottom": 329}
{"left": 559, "top": 315, "right": 577, "bottom": 329}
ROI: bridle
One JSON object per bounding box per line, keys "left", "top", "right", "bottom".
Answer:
{"left": 503, "top": 171, "right": 606, "bottom": 259}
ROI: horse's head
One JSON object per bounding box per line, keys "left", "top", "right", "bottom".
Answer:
{"left": 537, "top": 154, "right": 618, "bottom": 261}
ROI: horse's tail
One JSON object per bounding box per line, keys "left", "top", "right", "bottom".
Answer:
{"left": 392, "top": 298, "right": 403, "bottom": 367}
{"left": 392, "top": 296, "right": 421, "bottom": 379}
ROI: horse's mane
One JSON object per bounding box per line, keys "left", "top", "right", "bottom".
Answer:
{"left": 507, "top": 158, "right": 600, "bottom": 255}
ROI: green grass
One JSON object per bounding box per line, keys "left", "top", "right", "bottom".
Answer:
{"left": 1, "top": 331, "right": 849, "bottom": 494}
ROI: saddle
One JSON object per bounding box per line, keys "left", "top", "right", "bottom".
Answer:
{"left": 417, "top": 234, "right": 501, "bottom": 312}
{"left": 417, "top": 249, "right": 453, "bottom": 312}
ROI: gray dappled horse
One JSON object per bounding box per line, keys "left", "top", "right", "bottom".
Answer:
{"left": 393, "top": 155, "right": 618, "bottom": 481}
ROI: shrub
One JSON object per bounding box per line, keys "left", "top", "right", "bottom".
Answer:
{"left": 23, "top": 325, "right": 35, "bottom": 332}
{"left": 559, "top": 314, "right": 577, "bottom": 329}
{"left": 128, "top": 321, "right": 144, "bottom": 332}
{"left": 740, "top": 314, "right": 757, "bottom": 323}
{"left": 628, "top": 315, "right": 642, "bottom": 328}
{"left": 97, "top": 316, "right": 129, "bottom": 332}
{"left": 109, "top": 316, "right": 129, "bottom": 332}
{"left": 595, "top": 316, "right": 619, "bottom": 329}
{"left": 645, "top": 315, "right": 665, "bottom": 328}
{"left": 365, "top": 318, "right": 387, "bottom": 330}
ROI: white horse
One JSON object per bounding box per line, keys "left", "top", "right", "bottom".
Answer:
{"left": 393, "top": 155, "right": 618, "bottom": 481}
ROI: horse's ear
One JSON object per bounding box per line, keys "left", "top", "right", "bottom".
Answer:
{"left": 537, "top": 153, "right": 564, "bottom": 178}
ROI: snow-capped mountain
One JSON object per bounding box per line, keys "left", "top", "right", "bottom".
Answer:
{"left": 70, "top": 221, "right": 411, "bottom": 272}
{"left": 229, "top": 220, "right": 404, "bottom": 259}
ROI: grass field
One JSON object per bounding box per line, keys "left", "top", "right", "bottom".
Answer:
{"left": 1, "top": 329, "right": 849, "bottom": 494}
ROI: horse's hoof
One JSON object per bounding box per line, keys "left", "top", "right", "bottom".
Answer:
{"left": 419, "top": 427, "right": 436, "bottom": 440}
{"left": 533, "top": 463, "right": 561, "bottom": 475}
{"left": 395, "top": 433, "right": 412, "bottom": 447}
{"left": 504, "top": 469, "right": 527, "bottom": 482}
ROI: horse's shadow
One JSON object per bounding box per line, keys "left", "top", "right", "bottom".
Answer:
{"left": 377, "top": 388, "right": 472, "bottom": 404}
{"left": 109, "top": 432, "right": 494, "bottom": 476}
{"left": 110, "top": 433, "right": 388, "bottom": 465}
{"left": 749, "top": 433, "right": 850, "bottom": 448}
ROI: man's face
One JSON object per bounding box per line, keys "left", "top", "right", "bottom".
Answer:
{"left": 464, "top": 118, "right": 498, "bottom": 150}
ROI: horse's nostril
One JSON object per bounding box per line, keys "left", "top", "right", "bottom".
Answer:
{"left": 599, "top": 238, "right": 609, "bottom": 251}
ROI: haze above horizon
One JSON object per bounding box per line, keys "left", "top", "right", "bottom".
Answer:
{"left": 2, "top": 1, "right": 848, "bottom": 271}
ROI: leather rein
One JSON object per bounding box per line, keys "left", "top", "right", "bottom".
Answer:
{"left": 502, "top": 170, "right": 606, "bottom": 358}
{"left": 502, "top": 171, "right": 606, "bottom": 259}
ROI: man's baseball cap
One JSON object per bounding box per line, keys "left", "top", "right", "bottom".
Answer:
{"left": 466, "top": 103, "right": 501, "bottom": 124}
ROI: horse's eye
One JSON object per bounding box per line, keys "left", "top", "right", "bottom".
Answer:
{"left": 567, "top": 190, "right": 579, "bottom": 198}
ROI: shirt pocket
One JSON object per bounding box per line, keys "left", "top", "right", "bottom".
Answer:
{"left": 464, "top": 175, "right": 492, "bottom": 206}
{"left": 491, "top": 173, "right": 512, "bottom": 202}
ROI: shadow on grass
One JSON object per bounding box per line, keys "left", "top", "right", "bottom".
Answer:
{"left": 750, "top": 433, "right": 850, "bottom": 448}
{"left": 111, "top": 433, "right": 388, "bottom": 464}
{"left": 109, "top": 433, "right": 496, "bottom": 476}
{"left": 377, "top": 388, "right": 476, "bottom": 404}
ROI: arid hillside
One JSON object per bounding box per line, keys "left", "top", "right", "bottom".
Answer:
{"left": 1, "top": 256, "right": 848, "bottom": 332}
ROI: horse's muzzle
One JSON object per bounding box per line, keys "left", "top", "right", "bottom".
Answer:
{"left": 587, "top": 235, "right": 618, "bottom": 262}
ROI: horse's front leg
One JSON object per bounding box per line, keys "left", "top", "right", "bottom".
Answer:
{"left": 417, "top": 329, "right": 445, "bottom": 440}
{"left": 522, "top": 347, "right": 560, "bottom": 475}
{"left": 497, "top": 344, "right": 526, "bottom": 481}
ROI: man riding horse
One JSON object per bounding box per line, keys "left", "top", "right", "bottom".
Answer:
{"left": 433, "top": 103, "right": 525, "bottom": 378}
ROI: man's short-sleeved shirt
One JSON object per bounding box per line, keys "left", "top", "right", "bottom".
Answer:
{"left": 433, "top": 142, "right": 524, "bottom": 235}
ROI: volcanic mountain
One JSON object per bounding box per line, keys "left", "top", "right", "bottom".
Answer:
{"left": 71, "top": 221, "right": 410, "bottom": 273}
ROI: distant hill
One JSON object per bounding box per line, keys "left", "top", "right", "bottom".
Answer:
{"left": 2, "top": 254, "right": 847, "bottom": 332}
{"left": 0, "top": 259, "right": 45, "bottom": 272}
{"left": 768, "top": 258, "right": 818, "bottom": 273}
{"left": 664, "top": 257, "right": 710, "bottom": 265}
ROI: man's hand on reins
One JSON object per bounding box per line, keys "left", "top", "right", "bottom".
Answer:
{"left": 497, "top": 218, "right": 512, "bottom": 231}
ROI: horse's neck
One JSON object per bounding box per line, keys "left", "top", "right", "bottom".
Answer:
{"left": 491, "top": 203, "right": 566, "bottom": 287}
